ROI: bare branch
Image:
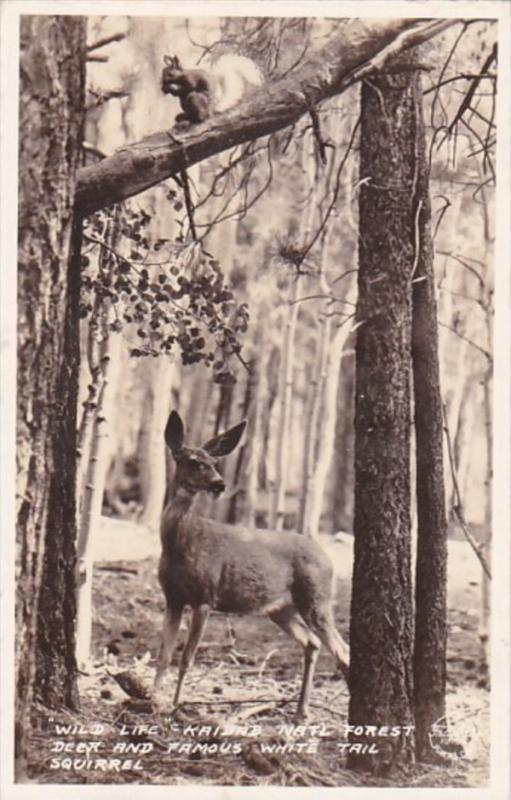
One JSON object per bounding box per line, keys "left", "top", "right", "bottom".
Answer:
{"left": 75, "top": 18, "right": 458, "bottom": 216}
{"left": 430, "top": 21, "right": 469, "bottom": 128}
{"left": 438, "top": 320, "right": 492, "bottom": 362}
{"left": 460, "top": 118, "right": 495, "bottom": 182}
{"left": 445, "top": 42, "right": 497, "bottom": 136}
{"left": 436, "top": 250, "right": 485, "bottom": 288}
{"left": 442, "top": 403, "right": 492, "bottom": 579}
{"left": 301, "top": 114, "right": 361, "bottom": 262}
{"left": 82, "top": 142, "right": 107, "bottom": 161}
{"left": 432, "top": 195, "right": 451, "bottom": 240}
{"left": 87, "top": 32, "right": 126, "bottom": 52}
{"left": 86, "top": 89, "right": 129, "bottom": 112}
{"left": 423, "top": 71, "right": 496, "bottom": 95}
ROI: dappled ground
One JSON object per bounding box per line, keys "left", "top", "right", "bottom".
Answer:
{"left": 25, "top": 525, "right": 490, "bottom": 787}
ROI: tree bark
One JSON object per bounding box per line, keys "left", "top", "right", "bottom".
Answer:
{"left": 75, "top": 19, "right": 455, "bottom": 216}
{"left": 272, "top": 278, "right": 301, "bottom": 530}
{"left": 348, "top": 58, "right": 416, "bottom": 774}
{"left": 76, "top": 307, "right": 123, "bottom": 668}
{"left": 16, "top": 15, "right": 86, "bottom": 774}
{"left": 332, "top": 353, "right": 356, "bottom": 532}
{"left": 410, "top": 70, "right": 448, "bottom": 762}
{"left": 479, "top": 188, "right": 493, "bottom": 678}
{"left": 308, "top": 321, "right": 356, "bottom": 538}
{"left": 300, "top": 276, "right": 332, "bottom": 536}
{"left": 479, "top": 356, "right": 492, "bottom": 675}
{"left": 262, "top": 345, "right": 280, "bottom": 523}
{"left": 244, "top": 322, "right": 269, "bottom": 528}
{"left": 138, "top": 358, "right": 175, "bottom": 533}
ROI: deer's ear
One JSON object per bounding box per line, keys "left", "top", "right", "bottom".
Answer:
{"left": 165, "top": 411, "right": 184, "bottom": 454}
{"left": 203, "top": 420, "right": 247, "bottom": 458}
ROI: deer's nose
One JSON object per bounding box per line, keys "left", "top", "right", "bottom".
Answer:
{"left": 211, "top": 478, "right": 225, "bottom": 495}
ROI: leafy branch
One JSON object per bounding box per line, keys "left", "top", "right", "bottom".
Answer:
{"left": 80, "top": 206, "right": 249, "bottom": 384}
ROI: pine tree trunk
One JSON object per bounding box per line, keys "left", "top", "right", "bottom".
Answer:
{"left": 75, "top": 311, "right": 122, "bottom": 667}
{"left": 272, "top": 278, "right": 301, "bottom": 530}
{"left": 138, "top": 358, "right": 175, "bottom": 533}
{"left": 410, "top": 70, "right": 448, "bottom": 762}
{"left": 348, "top": 59, "right": 416, "bottom": 774}
{"left": 16, "top": 15, "right": 86, "bottom": 775}
{"left": 226, "top": 366, "right": 254, "bottom": 524}
{"left": 332, "top": 353, "right": 355, "bottom": 532}
{"left": 75, "top": 376, "right": 107, "bottom": 667}
{"left": 479, "top": 187, "right": 493, "bottom": 678}
{"left": 263, "top": 345, "right": 280, "bottom": 524}
{"left": 449, "top": 339, "right": 471, "bottom": 506}
{"left": 308, "top": 321, "right": 355, "bottom": 538}
{"left": 480, "top": 358, "right": 492, "bottom": 676}
{"left": 300, "top": 306, "right": 331, "bottom": 535}
{"left": 244, "top": 325, "right": 269, "bottom": 527}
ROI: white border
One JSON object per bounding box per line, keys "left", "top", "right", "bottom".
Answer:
{"left": 1, "top": 2, "right": 510, "bottom": 799}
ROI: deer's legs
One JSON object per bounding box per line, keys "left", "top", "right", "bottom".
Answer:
{"left": 306, "top": 608, "right": 350, "bottom": 683}
{"left": 155, "top": 605, "right": 183, "bottom": 690}
{"left": 173, "top": 604, "right": 210, "bottom": 707}
{"left": 270, "top": 605, "right": 321, "bottom": 720}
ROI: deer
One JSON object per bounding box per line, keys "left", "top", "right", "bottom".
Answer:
{"left": 154, "top": 410, "right": 350, "bottom": 720}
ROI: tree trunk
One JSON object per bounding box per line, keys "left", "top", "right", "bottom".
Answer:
{"left": 479, "top": 357, "right": 492, "bottom": 677}
{"left": 300, "top": 278, "right": 332, "bottom": 535}
{"left": 16, "top": 15, "right": 86, "bottom": 775}
{"left": 244, "top": 324, "right": 269, "bottom": 528}
{"left": 76, "top": 309, "right": 122, "bottom": 668}
{"left": 225, "top": 380, "right": 251, "bottom": 524}
{"left": 348, "top": 59, "right": 416, "bottom": 774}
{"left": 138, "top": 358, "right": 175, "bottom": 533}
{"left": 410, "top": 69, "right": 448, "bottom": 762}
{"left": 479, "top": 184, "right": 493, "bottom": 678}
{"left": 308, "top": 320, "right": 356, "bottom": 538}
{"left": 332, "top": 353, "right": 355, "bottom": 532}
{"left": 75, "top": 376, "right": 107, "bottom": 667}
{"left": 262, "top": 345, "right": 280, "bottom": 524}
{"left": 271, "top": 278, "right": 300, "bottom": 530}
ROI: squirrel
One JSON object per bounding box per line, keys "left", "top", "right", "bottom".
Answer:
{"left": 161, "top": 53, "right": 262, "bottom": 126}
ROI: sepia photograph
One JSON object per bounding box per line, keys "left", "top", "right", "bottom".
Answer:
{"left": 1, "top": 1, "right": 509, "bottom": 797}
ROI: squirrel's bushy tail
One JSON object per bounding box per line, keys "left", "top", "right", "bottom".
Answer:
{"left": 210, "top": 54, "right": 263, "bottom": 112}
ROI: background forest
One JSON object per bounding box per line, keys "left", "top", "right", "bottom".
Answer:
{"left": 13, "top": 12, "right": 500, "bottom": 790}
{"left": 81, "top": 16, "right": 493, "bottom": 549}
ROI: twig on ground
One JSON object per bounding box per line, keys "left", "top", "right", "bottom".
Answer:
{"left": 229, "top": 702, "right": 279, "bottom": 722}
{"left": 96, "top": 565, "right": 138, "bottom": 574}
{"left": 175, "top": 696, "right": 293, "bottom": 706}
{"left": 258, "top": 648, "right": 280, "bottom": 679}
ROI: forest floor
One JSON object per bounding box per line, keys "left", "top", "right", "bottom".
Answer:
{"left": 26, "top": 523, "right": 490, "bottom": 788}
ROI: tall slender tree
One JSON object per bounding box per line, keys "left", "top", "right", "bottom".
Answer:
{"left": 410, "top": 66, "right": 448, "bottom": 762}
{"left": 348, "top": 58, "right": 417, "bottom": 773}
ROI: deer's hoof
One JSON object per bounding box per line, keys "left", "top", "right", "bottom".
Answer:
{"left": 152, "top": 695, "right": 173, "bottom": 714}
